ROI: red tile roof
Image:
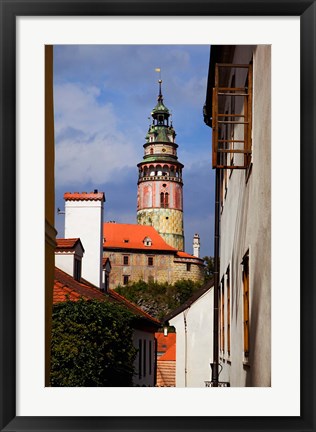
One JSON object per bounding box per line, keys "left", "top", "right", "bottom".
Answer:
{"left": 159, "top": 343, "right": 176, "bottom": 361}
{"left": 103, "top": 223, "right": 177, "bottom": 252}
{"left": 56, "top": 238, "right": 84, "bottom": 251}
{"left": 156, "top": 332, "right": 176, "bottom": 353}
{"left": 54, "top": 267, "right": 106, "bottom": 303}
{"left": 64, "top": 191, "right": 105, "bottom": 202}
{"left": 156, "top": 361, "right": 176, "bottom": 387}
{"left": 176, "top": 251, "right": 202, "bottom": 259}
{"left": 54, "top": 268, "right": 160, "bottom": 328}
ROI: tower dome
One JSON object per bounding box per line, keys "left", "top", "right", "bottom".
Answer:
{"left": 136, "top": 79, "right": 185, "bottom": 251}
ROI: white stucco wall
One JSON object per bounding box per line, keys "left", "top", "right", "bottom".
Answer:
{"left": 132, "top": 329, "right": 157, "bottom": 387}
{"left": 55, "top": 253, "right": 74, "bottom": 276}
{"left": 55, "top": 242, "right": 84, "bottom": 278}
{"left": 218, "top": 45, "right": 271, "bottom": 387}
{"left": 65, "top": 200, "right": 103, "bottom": 288}
{"left": 169, "top": 287, "right": 213, "bottom": 387}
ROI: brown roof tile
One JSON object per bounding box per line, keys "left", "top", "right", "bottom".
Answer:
{"left": 53, "top": 267, "right": 107, "bottom": 304}
{"left": 56, "top": 238, "right": 84, "bottom": 252}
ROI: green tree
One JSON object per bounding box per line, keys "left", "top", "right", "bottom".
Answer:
{"left": 50, "top": 299, "right": 137, "bottom": 387}
{"left": 116, "top": 279, "right": 202, "bottom": 320}
{"left": 203, "top": 256, "right": 215, "bottom": 281}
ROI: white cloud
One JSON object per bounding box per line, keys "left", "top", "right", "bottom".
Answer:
{"left": 54, "top": 82, "right": 139, "bottom": 187}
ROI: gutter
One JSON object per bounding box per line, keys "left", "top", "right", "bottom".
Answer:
{"left": 211, "top": 168, "right": 220, "bottom": 386}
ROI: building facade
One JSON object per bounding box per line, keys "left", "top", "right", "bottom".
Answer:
{"left": 165, "top": 280, "right": 214, "bottom": 387}
{"left": 204, "top": 45, "right": 271, "bottom": 386}
{"left": 103, "top": 222, "right": 204, "bottom": 289}
{"left": 137, "top": 80, "right": 185, "bottom": 251}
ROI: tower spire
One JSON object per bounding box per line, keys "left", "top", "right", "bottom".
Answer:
{"left": 155, "top": 67, "right": 163, "bottom": 102}
{"left": 158, "top": 79, "right": 163, "bottom": 102}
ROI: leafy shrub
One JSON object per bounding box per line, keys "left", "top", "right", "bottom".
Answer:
{"left": 50, "top": 299, "right": 137, "bottom": 387}
{"left": 116, "top": 279, "right": 202, "bottom": 320}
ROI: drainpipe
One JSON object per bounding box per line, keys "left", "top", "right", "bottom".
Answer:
{"left": 211, "top": 168, "right": 220, "bottom": 387}
{"left": 183, "top": 310, "right": 189, "bottom": 387}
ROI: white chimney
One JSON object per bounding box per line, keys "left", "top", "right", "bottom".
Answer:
{"left": 64, "top": 190, "right": 105, "bottom": 288}
{"left": 193, "top": 233, "right": 200, "bottom": 258}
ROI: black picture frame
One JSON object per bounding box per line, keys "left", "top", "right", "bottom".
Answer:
{"left": 1, "top": 1, "right": 315, "bottom": 431}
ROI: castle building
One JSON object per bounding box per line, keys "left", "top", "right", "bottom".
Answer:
{"left": 137, "top": 80, "right": 184, "bottom": 251}
{"left": 103, "top": 222, "right": 204, "bottom": 289}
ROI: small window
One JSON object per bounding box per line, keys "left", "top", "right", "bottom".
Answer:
{"left": 148, "top": 257, "right": 154, "bottom": 266}
{"left": 124, "top": 239, "right": 129, "bottom": 243}
{"left": 123, "top": 275, "right": 129, "bottom": 285}
{"left": 123, "top": 255, "right": 129, "bottom": 265}
{"left": 144, "top": 236, "right": 152, "bottom": 247}
{"left": 186, "top": 263, "right": 191, "bottom": 272}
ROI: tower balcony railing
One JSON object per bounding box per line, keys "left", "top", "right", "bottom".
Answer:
{"left": 138, "top": 175, "right": 182, "bottom": 183}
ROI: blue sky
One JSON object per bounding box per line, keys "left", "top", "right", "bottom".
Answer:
{"left": 53, "top": 45, "right": 215, "bottom": 257}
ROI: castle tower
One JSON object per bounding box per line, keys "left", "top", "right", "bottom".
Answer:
{"left": 137, "top": 79, "right": 185, "bottom": 251}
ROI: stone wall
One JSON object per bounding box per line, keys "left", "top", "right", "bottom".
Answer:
{"left": 104, "top": 250, "right": 204, "bottom": 289}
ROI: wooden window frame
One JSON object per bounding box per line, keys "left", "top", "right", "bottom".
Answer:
{"left": 212, "top": 63, "right": 253, "bottom": 170}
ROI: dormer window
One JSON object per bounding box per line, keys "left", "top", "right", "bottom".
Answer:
{"left": 124, "top": 239, "right": 129, "bottom": 243}
{"left": 144, "top": 236, "right": 152, "bottom": 247}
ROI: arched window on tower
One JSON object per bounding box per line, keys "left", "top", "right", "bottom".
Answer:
{"left": 165, "top": 193, "right": 169, "bottom": 208}
{"left": 160, "top": 192, "right": 169, "bottom": 208}
{"left": 160, "top": 192, "right": 164, "bottom": 207}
